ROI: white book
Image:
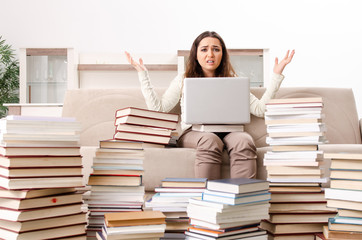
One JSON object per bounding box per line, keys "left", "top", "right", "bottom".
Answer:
{"left": 325, "top": 188, "right": 362, "bottom": 202}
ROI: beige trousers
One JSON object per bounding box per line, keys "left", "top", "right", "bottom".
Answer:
{"left": 177, "top": 130, "right": 257, "bottom": 180}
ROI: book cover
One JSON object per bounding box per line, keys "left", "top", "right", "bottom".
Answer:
{"left": 0, "top": 187, "right": 76, "bottom": 199}
{"left": 99, "top": 139, "right": 164, "bottom": 149}
{"left": 0, "top": 203, "right": 83, "bottom": 221}
{"left": 206, "top": 178, "right": 269, "bottom": 194}
{"left": 115, "top": 107, "right": 179, "bottom": 122}
{"left": 113, "top": 131, "right": 170, "bottom": 145}
{"left": 0, "top": 156, "right": 83, "bottom": 168}
{"left": 114, "top": 115, "right": 178, "bottom": 130}
{"left": 104, "top": 211, "right": 166, "bottom": 227}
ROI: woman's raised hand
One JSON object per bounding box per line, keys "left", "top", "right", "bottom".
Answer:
{"left": 125, "top": 51, "right": 147, "bottom": 72}
{"left": 273, "top": 50, "right": 295, "bottom": 75}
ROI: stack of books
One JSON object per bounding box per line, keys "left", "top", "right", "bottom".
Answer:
{"left": 323, "top": 153, "right": 362, "bottom": 239}
{"left": 96, "top": 211, "right": 167, "bottom": 239}
{"left": 85, "top": 144, "right": 146, "bottom": 238}
{"left": 262, "top": 98, "right": 337, "bottom": 239}
{"left": 185, "top": 178, "right": 270, "bottom": 239}
{"left": 146, "top": 178, "right": 207, "bottom": 239}
{"left": 0, "top": 115, "right": 86, "bottom": 239}
{"left": 114, "top": 107, "right": 179, "bottom": 146}
{"left": 85, "top": 107, "right": 179, "bottom": 238}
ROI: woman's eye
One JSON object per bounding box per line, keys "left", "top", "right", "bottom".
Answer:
{"left": 213, "top": 48, "right": 220, "bottom": 52}
{"left": 201, "top": 49, "right": 207, "bottom": 52}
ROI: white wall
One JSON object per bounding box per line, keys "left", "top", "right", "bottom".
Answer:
{"left": 1, "top": 0, "right": 362, "bottom": 116}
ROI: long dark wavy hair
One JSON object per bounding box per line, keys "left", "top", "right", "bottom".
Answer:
{"left": 184, "top": 31, "right": 236, "bottom": 78}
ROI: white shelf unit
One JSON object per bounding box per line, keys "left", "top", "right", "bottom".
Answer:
{"left": 19, "top": 48, "right": 78, "bottom": 104}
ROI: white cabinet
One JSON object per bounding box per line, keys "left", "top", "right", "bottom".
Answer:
{"left": 19, "top": 48, "right": 78, "bottom": 104}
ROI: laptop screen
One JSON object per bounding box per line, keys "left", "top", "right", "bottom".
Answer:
{"left": 183, "top": 77, "right": 250, "bottom": 124}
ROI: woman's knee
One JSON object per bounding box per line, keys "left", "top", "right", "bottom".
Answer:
{"left": 197, "top": 132, "right": 224, "bottom": 152}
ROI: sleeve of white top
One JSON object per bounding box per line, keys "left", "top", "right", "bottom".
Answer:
{"left": 250, "top": 73, "right": 285, "bottom": 117}
{"left": 138, "top": 71, "right": 183, "bottom": 112}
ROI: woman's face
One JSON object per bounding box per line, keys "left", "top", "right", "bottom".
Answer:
{"left": 196, "top": 37, "right": 223, "bottom": 77}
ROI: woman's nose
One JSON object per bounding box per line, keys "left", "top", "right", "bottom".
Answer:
{"left": 207, "top": 49, "right": 214, "bottom": 57}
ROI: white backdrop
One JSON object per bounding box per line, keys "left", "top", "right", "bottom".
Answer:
{"left": 1, "top": 0, "right": 362, "bottom": 117}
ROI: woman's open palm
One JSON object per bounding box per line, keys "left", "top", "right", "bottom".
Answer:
{"left": 125, "top": 51, "right": 147, "bottom": 72}
{"left": 273, "top": 50, "right": 295, "bottom": 75}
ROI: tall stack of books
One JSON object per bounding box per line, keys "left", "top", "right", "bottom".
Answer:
{"left": 96, "top": 211, "right": 167, "bottom": 240}
{"left": 185, "top": 178, "right": 270, "bottom": 239}
{"left": 323, "top": 153, "right": 362, "bottom": 239}
{"left": 262, "top": 98, "right": 337, "bottom": 239}
{"left": 85, "top": 107, "right": 179, "bottom": 238}
{"left": 145, "top": 178, "right": 207, "bottom": 239}
{"left": 85, "top": 146, "right": 145, "bottom": 238}
{"left": 0, "top": 115, "right": 86, "bottom": 239}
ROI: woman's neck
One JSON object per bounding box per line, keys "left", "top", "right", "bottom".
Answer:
{"left": 203, "top": 70, "right": 215, "bottom": 78}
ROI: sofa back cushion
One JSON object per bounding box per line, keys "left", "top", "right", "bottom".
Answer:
{"left": 62, "top": 87, "right": 361, "bottom": 147}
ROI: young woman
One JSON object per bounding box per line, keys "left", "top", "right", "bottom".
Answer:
{"left": 126, "top": 31, "right": 294, "bottom": 180}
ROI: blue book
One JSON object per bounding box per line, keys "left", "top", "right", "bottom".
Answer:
{"left": 207, "top": 178, "right": 269, "bottom": 194}
{"left": 202, "top": 191, "right": 271, "bottom": 205}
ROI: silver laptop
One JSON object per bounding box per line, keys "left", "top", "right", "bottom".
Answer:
{"left": 184, "top": 77, "right": 250, "bottom": 124}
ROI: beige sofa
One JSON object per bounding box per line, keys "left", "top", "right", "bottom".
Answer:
{"left": 62, "top": 87, "right": 362, "bottom": 191}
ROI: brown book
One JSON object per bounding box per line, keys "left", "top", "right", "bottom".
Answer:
{"left": 260, "top": 220, "right": 325, "bottom": 234}
{"left": 329, "top": 220, "right": 362, "bottom": 232}
{"left": 271, "top": 145, "right": 318, "bottom": 152}
{"left": 266, "top": 166, "right": 322, "bottom": 175}
{"left": 267, "top": 97, "right": 323, "bottom": 105}
{"left": 0, "top": 176, "right": 84, "bottom": 190}
{"left": 0, "top": 203, "right": 83, "bottom": 221}
{"left": 269, "top": 186, "right": 322, "bottom": 193}
{"left": 0, "top": 166, "right": 83, "bottom": 178}
{"left": 324, "top": 153, "right": 362, "bottom": 160}
{"left": 266, "top": 119, "right": 323, "bottom": 125}
{"left": 0, "top": 192, "right": 83, "bottom": 210}
{"left": 113, "top": 131, "right": 171, "bottom": 145}
{"left": 330, "top": 179, "right": 362, "bottom": 191}
{"left": 0, "top": 223, "right": 86, "bottom": 239}
{"left": 161, "top": 178, "right": 207, "bottom": 189}
{"left": 99, "top": 139, "right": 164, "bottom": 149}
{"left": 0, "top": 212, "right": 87, "bottom": 233}
{"left": 104, "top": 210, "right": 166, "bottom": 227}
{"left": 95, "top": 148, "right": 144, "bottom": 158}
{"left": 338, "top": 209, "right": 362, "bottom": 218}
{"left": 0, "top": 187, "right": 76, "bottom": 199}
{"left": 330, "top": 169, "right": 362, "bottom": 180}
{"left": 115, "top": 115, "right": 178, "bottom": 130}
{"left": 268, "top": 213, "right": 336, "bottom": 224}
{"left": 268, "top": 131, "right": 325, "bottom": 138}
{"left": 327, "top": 199, "right": 362, "bottom": 211}
{"left": 270, "top": 192, "right": 327, "bottom": 203}
{"left": 116, "top": 122, "right": 173, "bottom": 136}
{"left": 269, "top": 202, "right": 336, "bottom": 213}
{"left": 323, "top": 225, "right": 362, "bottom": 239}
{"left": 330, "top": 159, "right": 362, "bottom": 170}
{"left": 92, "top": 169, "right": 144, "bottom": 176}
{"left": 115, "top": 107, "right": 179, "bottom": 122}
{"left": 0, "top": 146, "right": 81, "bottom": 157}
{"left": 268, "top": 233, "right": 316, "bottom": 240}
{"left": 88, "top": 175, "right": 142, "bottom": 186}
{"left": 0, "top": 156, "right": 82, "bottom": 168}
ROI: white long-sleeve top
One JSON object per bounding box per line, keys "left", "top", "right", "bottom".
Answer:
{"left": 137, "top": 71, "right": 284, "bottom": 133}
